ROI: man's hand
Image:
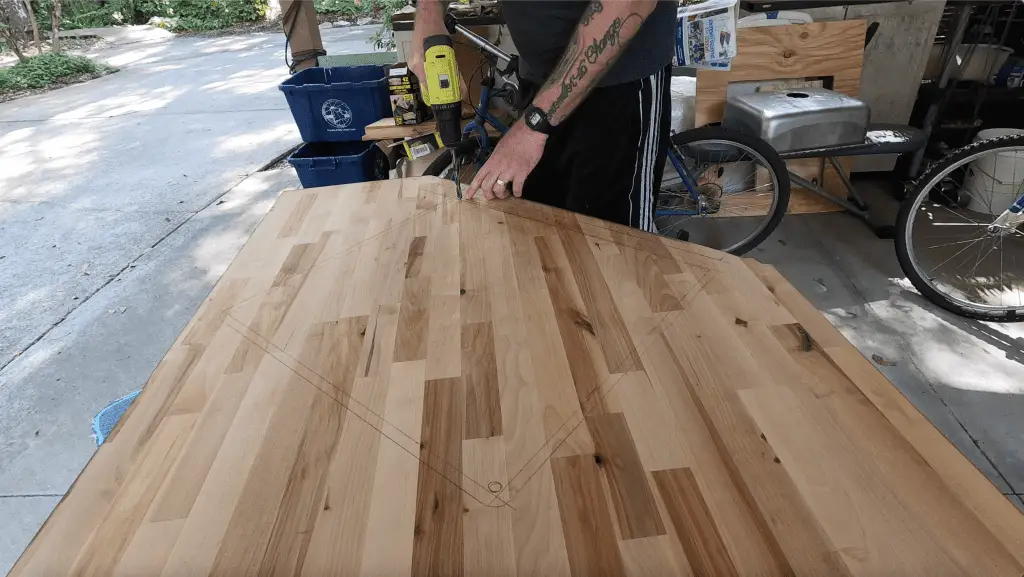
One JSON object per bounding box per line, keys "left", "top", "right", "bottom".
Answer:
{"left": 465, "top": 122, "right": 547, "bottom": 200}
{"left": 409, "top": 53, "right": 428, "bottom": 100}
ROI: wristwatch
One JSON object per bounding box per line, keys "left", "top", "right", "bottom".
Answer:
{"left": 523, "top": 106, "right": 553, "bottom": 135}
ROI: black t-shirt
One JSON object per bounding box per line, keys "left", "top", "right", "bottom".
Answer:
{"left": 500, "top": 0, "right": 676, "bottom": 87}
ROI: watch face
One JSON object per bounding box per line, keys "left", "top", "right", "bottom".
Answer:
{"left": 528, "top": 111, "right": 542, "bottom": 126}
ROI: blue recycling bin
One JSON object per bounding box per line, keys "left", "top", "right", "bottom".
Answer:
{"left": 287, "top": 141, "right": 389, "bottom": 188}
{"left": 279, "top": 65, "right": 390, "bottom": 142}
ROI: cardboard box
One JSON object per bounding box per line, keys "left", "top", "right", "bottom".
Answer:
{"left": 387, "top": 62, "right": 433, "bottom": 126}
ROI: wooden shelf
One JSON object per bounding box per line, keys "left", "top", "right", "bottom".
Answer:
{"left": 363, "top": 116, "right": 503, "bottom": 141}
{"left": 13, "top": 177, "right": 1024, "bottom": 577}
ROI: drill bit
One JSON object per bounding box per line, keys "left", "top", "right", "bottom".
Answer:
{"left": 451, "top": 151, "right": 463, "bottom": 200}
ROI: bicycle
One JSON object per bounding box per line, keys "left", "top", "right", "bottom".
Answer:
{"left": 896, "top": 133, "right": 1024, "bottom": 321}
{"left": 422, "top": 15, "right": 790, "bottom": 255}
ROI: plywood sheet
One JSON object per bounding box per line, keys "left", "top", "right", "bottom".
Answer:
{"left": 695, "top": 20, "right": 864, "bottom": 208}
{"left": 695, "top": 20, "right": 866, "bottom": 126}
{"left": 12, "top": 177, "right": 1024, "bottom": 577}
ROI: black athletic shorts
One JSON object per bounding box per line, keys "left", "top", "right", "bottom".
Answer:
{"left": 520, "top": 65, "right": 671, "bottom": 232}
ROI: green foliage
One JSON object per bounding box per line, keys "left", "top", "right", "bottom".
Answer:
{"left": 170, "top": 0, "right": 270, "bottom": 31}
{"left": 33, "top": 0, "right": 169, "bottom": 30}
{"left": 313, "top": 0, "right": 407, "bottom": 50}
{"left": 313, "top": 0, "right": 361, "bottom": 19}
{"left": 0, "top": 52, "right": 111, "bottom": 92}
{"left": 30, "top": 0, "right": 269, "bottom": 31}
{"left": 369, "top": 0, "right": 405, "bottom": 51}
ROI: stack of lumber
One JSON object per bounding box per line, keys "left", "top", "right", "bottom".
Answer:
{"left": 13, "top": 177, "right": 1024, "bottom": 576}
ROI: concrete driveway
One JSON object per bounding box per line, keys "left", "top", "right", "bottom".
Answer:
{"left": 0, "top": 24, "right": 381, "bottom": 573}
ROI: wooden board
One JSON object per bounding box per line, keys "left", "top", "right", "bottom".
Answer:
{"left": 363, "top": 115, "right": 502, "bottom": 142}
{"left": 13, "top": 177, "right": 1024, "bottom": 577}
{"left": 694, "top": 20, "right": 865, "bottom": 126}
{"left": 695, "top": 20, "right": 864, "bottom": 211}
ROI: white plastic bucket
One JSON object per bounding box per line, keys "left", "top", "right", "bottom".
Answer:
{"left": 964, "top": 128, "right": 1024, "bottom": 215}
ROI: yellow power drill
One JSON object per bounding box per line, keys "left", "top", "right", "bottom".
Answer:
{"left": 422, "top": 34, "right": 464, "bottom": 197}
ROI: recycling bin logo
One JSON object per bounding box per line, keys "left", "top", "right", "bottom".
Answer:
{"left": 322, "top": 99, "right": 353, "bottom": 129}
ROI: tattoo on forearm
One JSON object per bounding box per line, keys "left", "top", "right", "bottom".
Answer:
{"left": 581, "top": 1, "right": 603, "bottom": 25}
{"left": 549, "top": 30, "right": 582, "bottom": 85}
{"left": 544, "top": 12, "right": 645, "bottom": 120}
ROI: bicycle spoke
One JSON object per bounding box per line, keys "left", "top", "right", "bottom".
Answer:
{"left": 926, "top": 233, "right": 987, "bottom": 276}
{"left": 925, "top": 237, "right": 993, "bottom": 250}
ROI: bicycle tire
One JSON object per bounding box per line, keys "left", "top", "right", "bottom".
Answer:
{"left": 896, "top": 133, "right": 1024, "bottom": 321}
{"left": 423, "top": 138, "right": 487, "bottom": 179}
{"left": 659, "top": 126, "right": 790, "bottom": 255}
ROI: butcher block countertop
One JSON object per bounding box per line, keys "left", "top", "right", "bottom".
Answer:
{"left": 14, "top": 177, "right": 1024, "bottom": 576}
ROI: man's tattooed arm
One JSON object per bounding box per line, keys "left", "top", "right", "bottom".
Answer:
{"left": 531, "top": 0, "right": 657, "bottom": 125}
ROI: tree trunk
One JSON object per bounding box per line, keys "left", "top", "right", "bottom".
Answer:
{"left": 50, "top": 0, "right": 59, "bottom": 52}
{"left": 0, "top": 28, "right": 27, "bottom": 61}
{"left": 23, "top": 0, "right": 40, "bottom": 53}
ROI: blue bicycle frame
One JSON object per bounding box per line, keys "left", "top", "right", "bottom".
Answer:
{"left": 461, "top": 82, "right": 509, "bottom": 167}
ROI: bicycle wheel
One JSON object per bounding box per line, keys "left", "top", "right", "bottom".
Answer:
{"left": 423, "top": 137, "right": 492, "bottom": 181}
{"left": 655, "top": 126, "right": 790, "bottom": 255}
{"left": 896, "top": 134, "right": 1024, "bottom": 321}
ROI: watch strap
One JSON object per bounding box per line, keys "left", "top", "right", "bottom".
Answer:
{"left": 524, "top": 106, "right": 553, "bottom": 135}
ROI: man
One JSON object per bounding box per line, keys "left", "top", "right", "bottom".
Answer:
{"left": 410, "top": 0, "right": 675, "bottom": 232}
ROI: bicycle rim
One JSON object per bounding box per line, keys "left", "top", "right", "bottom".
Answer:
{"left": 902, "top": 143, "right": 1024, "bottom": 317}
{"left": 655, "top": 139, "right": 782, "bottom": 254}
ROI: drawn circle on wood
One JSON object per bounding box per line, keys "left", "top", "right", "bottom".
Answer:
{"left": 487, "top": 481, "right": 503, "bottom": 493}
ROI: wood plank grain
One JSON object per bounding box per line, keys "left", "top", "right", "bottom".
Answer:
{"left": 739, "top": 386, "right": 965, "bottom": 575}
{"left": 405, "top": 235, "right": 428, "bottom": 278}
{"left": 19, "top": 178, "right": 1024, "bottom": 577}
{"left": 147, "top": 350, "right": 257, "bottom": 522}
{"left": 748, "top": 261, "right": 1024, "bottom": 568}
{"left": 510, "top": 460, "right": 573, "bottom": 577}
{"left": 638, "top": 337, "right": 785, "bottom": 577}
{"left": 658, "top": 293, "right": 849, "bottom": 577}
{"left": 460, "top": 200, "right": 491, "bottom": 324}
{"left": 535, "top": 236, "right": 608, "bottom": 415}
{"left": 113, "top": 519, "right": 185, "bottom": 577}
{"left": 360, "top": 361, "right": 427, "bottom": 577}
{"left": 300, "top": 374, "right": 392, "bottom": 577}
{"left": 258, "top": 392, "right": 345, "bottom": 577}
{"left": 586, "top": 413, "right": 665, "bottom": 539}
{"left": 412, "top": 377, "right": 465, "bottom": 577}
{"left": 69, "top": 412, "right": 198, "bottom": 576}
{"left": 618, "top": 535, "right": 689, "bottom": 577}
{"left": 620, "top": 246, "right": 683, "bottom": 313}
{"left": 425, "top": 294, "right": 462, "bottom": 380}
{"left": 551, "top": 454, "right": 626, "bottom": 577}
{"left": 462, "top": 321, "right": 503, "bottom": 440}
{"left": 557, "top": 229, "right": 641, "bottom": 373}
{"left": 463, "top": 436, "right": 516, "bottom": 577}
{"left": 653, "top": 468, "right": 739, "bottom": 577}
{"left": 394, "top": 275, "right": 431, "bottom": 362}
{"left": 278, "top": 191, "right": 317, "bottom": 238}
{"left": 156, "top": 359, "right": 301, "bottom": 577}
{"left": 606, "top": 371, "right": 688, "bottom": 472}
{"left": 207, "top": 379, "right": 316, "bottom": 577}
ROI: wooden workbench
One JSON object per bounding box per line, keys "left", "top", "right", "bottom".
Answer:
{"left": 13, "top": 177, "right": 1024, "bottom": 576}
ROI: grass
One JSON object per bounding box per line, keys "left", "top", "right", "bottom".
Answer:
{"left": 0, "top": 52, "right": 115, "bottom": 98}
